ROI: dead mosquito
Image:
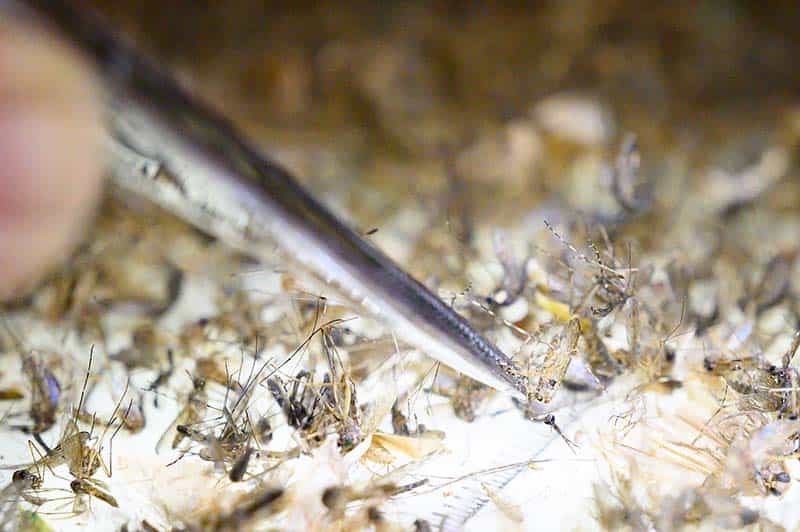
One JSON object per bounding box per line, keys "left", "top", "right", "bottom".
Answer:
{"left": 65, "top": 352, "right": 126, "bottom": 513}
{"left": 0, "top": 321, "right": 60, "bottom": 436}
{"left": 156, "top": 374, "right": 208, "bottom": 453}
{"left": 322, "top": 479, "right": 428, "bottom": 519}
{"left": 177, "top": 487, "right": 285, "bottom": 532}
{"left": 427, "top": 375, "right": 491, "bottom": 423}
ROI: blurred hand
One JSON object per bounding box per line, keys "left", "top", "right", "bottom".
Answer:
{"left": 0, "top": 18, "right": 103, "bottom": 300}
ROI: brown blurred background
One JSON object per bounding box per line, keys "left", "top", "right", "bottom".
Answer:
{"left": 87, "top": 0, "right": 800, "bottom": 126}
{"left": 82, "top": 1, "right": 800, "bottom": 241}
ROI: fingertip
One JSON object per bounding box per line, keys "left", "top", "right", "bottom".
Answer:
{"left": 0, "top": 19, "right": 104, "bottom": 300}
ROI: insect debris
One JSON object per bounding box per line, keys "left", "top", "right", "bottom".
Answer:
{"left": 703, "top": 330, "right": 800, "bottom": 417}
{"left": 176, "top": 487, "right": 286, "bottom": 532}
{"left": 64, "top": 351, "right": 126, "bottom": 513}
{"left": 321, "top": 478, "right": 429, "bottom": 527}
{"left": 0, "top": 321, "right": 61, "bottom": 437}
{"left": 156, "top": 374, "right": 208, "bottom": 454}
{"left": 266, "top": 327, "right": 365, "bottom": 452}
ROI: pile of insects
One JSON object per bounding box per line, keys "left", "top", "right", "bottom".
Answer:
{"left": 3, "top": 1, "right": 800, "bottom": 530}
{"left": 1, "top": 129, "right": 799, "bottom": 530}
{"left": 0, "top": 197, "right": 448, "bottom": 530}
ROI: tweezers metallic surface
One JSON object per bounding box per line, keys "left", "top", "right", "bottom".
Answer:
{"left": 12, "top": 0, "right": 528, "bottom": 395}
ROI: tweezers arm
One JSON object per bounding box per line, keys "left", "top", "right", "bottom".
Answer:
{"left": 12, "top": 0, "right": 528, "bottom": 396}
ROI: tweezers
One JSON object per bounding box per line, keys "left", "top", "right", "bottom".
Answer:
{"left": 10, "top": 0, "right": 527, "bottom": 396}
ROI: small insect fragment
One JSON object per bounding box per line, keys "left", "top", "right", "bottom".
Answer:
{"left": 254, "top": 416, "right": 273, "bottom": 446}
{"left": 212, "top": 488, "right": 285, "bottom": 531}
{"left": 156, "top": 376, "right": 208, "bottom": 452}
{"left": 390, "top": 400, "right": 410, "bottom": 436}
{"left": 2, "top": 469, "right": 45, "bottom": 508}
{"left": 430, "top": 375, "right": 491, "bottom": 422}
{"left": 753, "top": 254, "right": 793, "bottom": 314}
{"left": 1, "top": 322, "right": 61, "bottom": 435}
{"left": 228, "top": 446, "right": 253, "bottom": 482}
{"left": 413, "top": 519, "right": 432, "bottom": 532}
{"left": 0, "top": 388, "right": 24, "bottom": 400}
{"left": 267, "top": 372, "right": 318, "bottom": 433}
{"left": 322, "top": 479, "right": 428, "bottom": 519}
{"left": 530, "top": 318, "right": 581, "bottom": 403}
{"left": 610, "top": 133, "right": 650, "bottom": 216}
{"left": 481, "top": 481, "right": 523, "bottom": 524}
{"left": 70, "top": 478, "right": 119, "bottom": 508}
{"left": 489, "top": 229, "right": 527, "bottom": 307}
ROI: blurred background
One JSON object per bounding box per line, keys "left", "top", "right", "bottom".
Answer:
{"left": 89, "top": 0, "right": 800, "bottom": 123}
{"left": 82, "top": 1, "right": 800, "bottom": 196}
{"left": 80, "top": 0, "right": 800, "bottom": 285}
